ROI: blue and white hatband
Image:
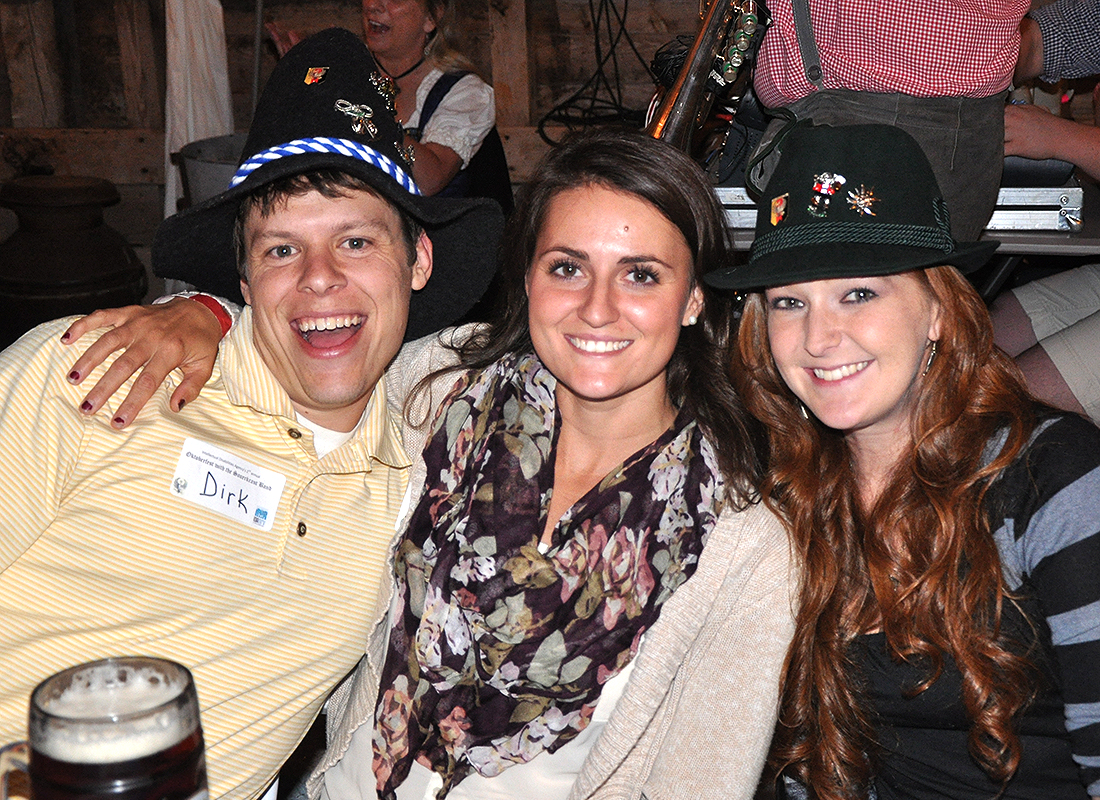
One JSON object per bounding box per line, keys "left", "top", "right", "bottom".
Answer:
{"left": 229, "top": 137, "right": 421, "bottom": 195}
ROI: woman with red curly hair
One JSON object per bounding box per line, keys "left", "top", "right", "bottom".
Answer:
{"left": 707, "top": 123, "right": 1100, "bottom": 800}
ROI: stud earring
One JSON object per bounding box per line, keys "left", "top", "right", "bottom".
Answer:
{"left": 687, "top": 315, "right": 698, "bottom": 325}
{"left": 922, "top": 339, "right": 939, "bottom": 377}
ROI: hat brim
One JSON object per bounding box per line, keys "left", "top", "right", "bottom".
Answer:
{"left": 704, "top": 238, "right": 1000, "bottom": 291}
{"left": 154, "top": 154, "right": 505, "bottom": 341}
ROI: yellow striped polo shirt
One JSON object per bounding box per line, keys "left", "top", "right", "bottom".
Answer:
{"left": 0, "top": 307, "right": 410, "bottom": 800}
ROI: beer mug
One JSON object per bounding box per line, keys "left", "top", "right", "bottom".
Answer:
{"left": 0, "top": 656, "right": 208, "bottom": 800}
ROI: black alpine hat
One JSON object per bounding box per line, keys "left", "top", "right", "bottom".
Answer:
{"left": 153, "top": 26, "right": 505, "bottom": 340}
{"left": 705, "top": 123, "right": 999, "bottom": 291}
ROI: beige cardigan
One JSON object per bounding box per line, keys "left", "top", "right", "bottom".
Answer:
{"left": 308, "top": 331, "right": 797, "bottom": 800}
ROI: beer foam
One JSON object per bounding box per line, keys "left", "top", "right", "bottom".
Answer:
{"left": 35, "top": 663, "right": 196, "bottom": 763}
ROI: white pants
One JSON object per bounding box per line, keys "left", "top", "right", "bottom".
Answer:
{"left": 1013, "top": 263, "right": 1100, "bottom": 421}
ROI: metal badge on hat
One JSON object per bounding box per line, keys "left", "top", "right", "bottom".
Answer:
{"left": 368, "top": 71, "right": 398, "bottom": 115}
{"left": 808, "top": 172, "right": 846, "bottom": 217}
{"left": 770, "top": 193, "right": 788, "bottom": 226}
{"left": 335, "top": 99, "right": 379, "bottom": 138}
{"left": 303, "top": 66, "right": 328, "bottom": 85}
{"left": 362, "top": 71, "right": 412, "bottom": 168}
{"left": 847, "top": 185, "right": 878, "bottom": 216}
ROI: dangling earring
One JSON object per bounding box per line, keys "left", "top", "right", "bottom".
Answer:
{"left": 799, "top": 402, "right": 809, "bottom": 420}
{"left": 922, "top": 339, "right": 939, "bottom": 377}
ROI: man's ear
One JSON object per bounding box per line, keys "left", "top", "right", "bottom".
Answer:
{"left": 240, "top": 280, "right": 252, "bottom": 305}
{"left": 410, "top": 231, "right": 433, "bottom": 291}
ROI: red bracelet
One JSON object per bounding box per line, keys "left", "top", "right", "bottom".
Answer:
{"left": 188, "top": 294, "right": 232, "bottom": 338}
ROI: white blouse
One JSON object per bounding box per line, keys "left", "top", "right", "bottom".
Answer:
{"left": 407, "top": 69, "right": 496, "bottom": 167}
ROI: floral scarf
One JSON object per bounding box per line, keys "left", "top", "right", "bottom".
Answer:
{"left": 372, "top": 352, "right": 722, "bottom": 798}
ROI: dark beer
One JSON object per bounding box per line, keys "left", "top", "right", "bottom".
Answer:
{"left": 25, "top": 658, "right": 208, "bottom": 800}
{"left": 28, "top": 729, "right": 206, "bottom": 800}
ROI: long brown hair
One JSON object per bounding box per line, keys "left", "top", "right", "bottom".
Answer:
{"left": 735, "top": 266, "right": 1041, "bottom": 797}
{"left": 428, "top": 128, "right": 763, "bottom": 506}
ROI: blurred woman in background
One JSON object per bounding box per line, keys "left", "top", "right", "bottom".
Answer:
{"left": 270, "top": 0, "right": 511, "bottom": 209}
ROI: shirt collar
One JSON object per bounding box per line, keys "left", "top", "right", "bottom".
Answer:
{"left": 217, "top": 307, "right": 410, "bottom": 469}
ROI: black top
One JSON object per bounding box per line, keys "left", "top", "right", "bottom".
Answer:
{"left": 855, "top": 415, "right": 1100, "bottom": 799}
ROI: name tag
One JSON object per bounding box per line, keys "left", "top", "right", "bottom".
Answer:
{"left": 170, "top": 438, "right": 287, "bottom": 531}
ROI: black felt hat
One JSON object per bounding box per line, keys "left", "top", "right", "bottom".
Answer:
{"left": 705, "top": 123, "right": 999, "bottom": 291}
{"left": 153, "top": 27, "right": 504, "bottom": 340}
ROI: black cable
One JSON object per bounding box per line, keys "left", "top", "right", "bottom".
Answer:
{"left": 651, "top": 36, "right": 695, "bottom": 90}
{"left": 536, "top": 0, "right": 655, "bottom": 145}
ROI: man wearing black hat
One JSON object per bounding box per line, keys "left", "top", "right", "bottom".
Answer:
{"left": 0, "top": 27, "right": 502, "bottom": 800}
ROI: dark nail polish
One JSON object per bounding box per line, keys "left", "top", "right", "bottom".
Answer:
{"left": 68, "top": 371, "right": 80, "bottom": 382}
{"left": 80, "top": 401, "right": 93, "bottom": 413}
{"left": 177, "top": 399, "right": 186, "bottom": 411}
{"left": 113, "top": 416, "right": 125, "bottom": 426}
{"left": 60, "top": 332, "right": 71, "bottom": 342}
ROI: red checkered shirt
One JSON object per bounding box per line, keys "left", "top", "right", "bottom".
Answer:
{"left": 754, "top": 0, "right": 1029, "bottom": 108}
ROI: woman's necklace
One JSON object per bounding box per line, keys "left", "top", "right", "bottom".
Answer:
{"left": 376, "top": 54, "right": 426, "bottom": 90}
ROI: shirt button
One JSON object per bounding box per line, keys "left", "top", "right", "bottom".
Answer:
{"left": 297, "top": 522, "right": 307, "bottom": 537}
{"left": 287, "top": 428, "right": 302, "bottom": 439}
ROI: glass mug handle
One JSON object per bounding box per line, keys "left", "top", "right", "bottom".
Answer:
{"left": 0, "top": 741, "right": 28, "bottom": 800}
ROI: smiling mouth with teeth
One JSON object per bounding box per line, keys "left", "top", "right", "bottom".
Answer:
{"left": 812, "top": 361, "right": 870, "bottom": 382}
{"left": 296, "top": 315, "right": 364, "bottom": 343}
{"left": 566, "top": 336, "right": 631, "bottom": 354}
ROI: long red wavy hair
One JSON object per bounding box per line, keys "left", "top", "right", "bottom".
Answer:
{"left": 734, "top": 267, "right": 1041, "bottom": 798}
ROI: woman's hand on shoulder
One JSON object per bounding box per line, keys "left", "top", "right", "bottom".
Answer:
{"left": 61, "top": 298, "right": 225, "bottom": 427}
{"left": 265, "top": 20, "right": 303, "bottom": 58}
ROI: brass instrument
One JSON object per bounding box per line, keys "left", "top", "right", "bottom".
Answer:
{"left": 645, "top": 0, "right": 764, "bottom": 153}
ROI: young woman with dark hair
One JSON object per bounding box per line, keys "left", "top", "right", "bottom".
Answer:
{"left": 317, "top": 127, "right": 789, "bottom": 800}
{"left": 440, "top": 127, "right": 759, "bottom": 495}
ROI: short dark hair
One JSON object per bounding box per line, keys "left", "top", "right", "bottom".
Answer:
{"left": 233, "top": 170, "right": 424, "bottom": 281}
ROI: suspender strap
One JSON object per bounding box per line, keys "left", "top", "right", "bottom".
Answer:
{"left": 408, "top": 70, "right": 515, "bottom": 214}
{"left": 414, "top": 71, "right": 467, "bottom": 136}
{"left": 791, "top": 0, "right": 824, "bottom": 88}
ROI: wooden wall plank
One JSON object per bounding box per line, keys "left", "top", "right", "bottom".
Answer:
{"left": 0, "top": 0, "right": 63, "bottom": 127}
{"left": 488, "top": 0, "right": 530, "bottom": 127}
{"left": 0, "top": 128, "right": 163, "bottom": 184}
{"left": 115, "top": 0, "right": 162, "bottom": 128}
{"left": 0, "top": 124, "right": 547, "bottom": 194}
{"left": 499, "top": 124, "right": 561, "bottom": 183}
{"left": 0, "top": 27, "right": 12, "bottom": 128}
